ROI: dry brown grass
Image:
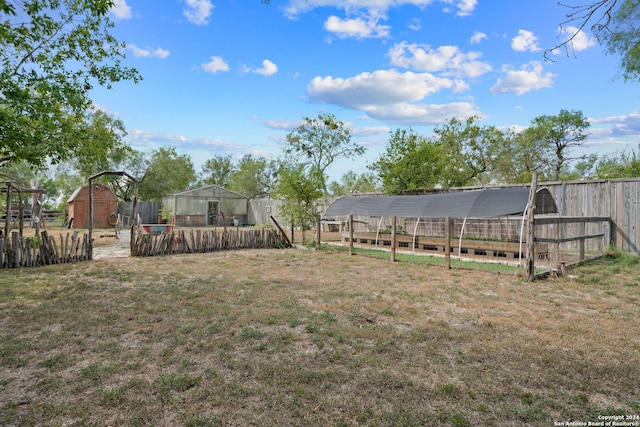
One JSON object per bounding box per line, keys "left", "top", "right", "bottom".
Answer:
{"left": 0, "top": 248, "right": 638, "bottom": 426}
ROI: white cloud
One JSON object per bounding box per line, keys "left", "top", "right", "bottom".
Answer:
{"left": 559, "top": 26, "right": 597, "bottom": 52}
{"left": 470, "top": 31, "right": 487, "bottom": 44}
{"left": 264, "top": 120, "right": 304, "bottom": 130}
{"left": 284, "top": 0, "right": 477, "bottom": 17}
{"left": 511, "top": 29, "right": 541, "bottom": 52}
{"left": 363, "top": 102, "right": 481, "bottom": 125}
{"left": 590, "top": 111, "right": 640, "bottom": 136}
{"left": 408, "top": 18, "right": 422, "bottom": 31}
{"left": 127, "top": 44, "right": 170, "bottom": 59}
{"left": 253, "top": 59, "right": 279, "bottom": 76}
{"left": 388, "top": 42, "right": 491, "bottom": 78}
{"left": 351, "top": 126, "right": 392, "bottom": 136}
{"left": 490, "top": 61, "right": 555, "bottom": 95}
{"left": 324, "top": 15, "right": 390, "bottom": 39}
{"left": 184, "top": 0, "right": 214, "bottom": 25}
{"left": 110, "top": 0, "right": 132, "bottom": 20}
{"left": 127, "top": 129, "right": 243, "bottom": 152}
{"left": 308, "top": 69, "right": 461, "bottom": 109}
{"left": 306, "top": 69, "right": 479, "bottom": 124}
{"left": 456, "top": 0, "right": 477, "bottom": 16}
{"left": 201, "top": 56, "right": 230, "bottom": 73}
{"left": 127, "top": 130, "right": 188, "bottom": 148}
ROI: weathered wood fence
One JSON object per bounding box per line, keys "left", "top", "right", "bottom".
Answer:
{"left": 0, "top": 231, "right": 90, "bottom": 268}
{"left": 132, "top": 228, "right": 289, "bottom": 257}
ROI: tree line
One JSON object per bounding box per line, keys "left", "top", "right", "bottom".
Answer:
{"left": 1, "top": 0, "right": 639, "bottom": 230}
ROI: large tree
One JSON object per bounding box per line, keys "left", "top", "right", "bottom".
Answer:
{"left": 328, "top": 171, "right": 379, "bottom": 196}
{"left": 370, "top": 118, "right": 510, "bottom": 192}
{"left": 229, "top": 154, "right": 278, "bottom": 199}
{"left": 138, "top": 147, "right": 196, "bottom": 202}
{"left": 434, "top": 116, "right": 510, "bottom": 187}
{"left": 368, "top": 128, "right": 443, "bottom": 194}
{"left": 199, "top": 155, "right": 235, "bottom": 188}
{"left": 493, "top": 127, "right": 548, "bottom": 183}
{"left": 71, "top": 110, "right": 132, "bottom": 178}
{"left": 0, "top": 0, "right": 140, "bottom": 169}
{"left": 528, "top": 109, "right": 590, "bottom": 181}
{"left": 274, "top": 163, "right": 324, "bottom": 241}
{"left": 284, "top": 113, "right": 365, "bottom": 192}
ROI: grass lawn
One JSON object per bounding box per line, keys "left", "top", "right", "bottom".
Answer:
{"left": 0, "top": 248, "right": 638, "bottom": 426}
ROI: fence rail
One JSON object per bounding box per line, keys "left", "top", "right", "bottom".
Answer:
{"left": 0, "top": 231, "right": 90, "bottom": 268}
{"left": 310, "top": 215, "right": 611, "bottom": 275}
{"left": 132, "top": 228, "right": 289, "bottom": 257}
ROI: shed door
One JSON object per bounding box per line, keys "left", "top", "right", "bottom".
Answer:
{"left": 207, "top": 201, "right": 219, "bottom": 226}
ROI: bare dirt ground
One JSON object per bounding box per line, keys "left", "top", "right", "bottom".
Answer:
{"left": 0, "top": 247, "right": 638, "bottom": 426}
{"left": 92, "top": 229, "right": 131, "bottom": 259}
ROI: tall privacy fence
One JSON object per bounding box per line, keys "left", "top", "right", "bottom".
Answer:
{"left": 132, "top": 227, "right": 289, "bottom": 257}
{"left": 313, "top": 215, "right": 611, "bottom": 275}
{"left": 258, "top": 178, "right": 640, "bottom": 255}
{"left": 0, "top": 231, "right": 90, "bottom": 268}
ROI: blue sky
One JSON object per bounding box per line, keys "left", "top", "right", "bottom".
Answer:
{"left": 92, "top": 0, "right": 640, "bottom": 183}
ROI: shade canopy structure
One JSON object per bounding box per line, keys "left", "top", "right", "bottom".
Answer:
{"left": 323, "top": 187, "right": 557, "bottom": 219}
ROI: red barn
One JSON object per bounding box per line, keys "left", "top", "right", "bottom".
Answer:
{"left": 67, "top": 184, "right": 118, "bottom": 229}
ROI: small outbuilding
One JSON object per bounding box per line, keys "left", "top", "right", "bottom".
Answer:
{"left": 67, "top": 184, "right": 119, "bottom": 229}
{"left": 162, "top": 185, "right": 249, "bottom": 227}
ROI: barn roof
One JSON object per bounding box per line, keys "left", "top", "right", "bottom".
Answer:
{"left": 168, "top": 184, "right": 248, "bottom": 199}
{"left": 323, "top": 187, "right": 557, "bottom": 219}
{"left": 67, "top": 183, "right": 117, "bottom": 203}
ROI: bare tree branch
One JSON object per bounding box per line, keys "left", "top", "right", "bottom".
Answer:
{"left": 545, "top": 0, "right": 619, "bottom": 61}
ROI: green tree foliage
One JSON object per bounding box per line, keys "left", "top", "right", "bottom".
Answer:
{"left": 368, "top": 128, "right": 443, "bottom": 194}
{"left": 138, "top": 147, "right": 196, "bottom": 202}
{"left": 105, "top": 149, "right": 150, "bottom": 202}
{"left": 71, "top": 111, "right": 132, "bottom": 178}
{"left": 528, "top": 109, "right": 590, "bottom": 181}
{"left": 0, "top": 0, "right": 140, "bottom": 169}
{"left": 328, "top": 171, "right": 379, "bottom": 196}
{"left": 229, "top": 155, "right": 278, "bottom": 198}
{"left": 274, "top": 163, "right": 324, "bottom": 236}
{"left": 593, "top": 145, "right": 640, "bottom": 178}
{"left": 493, "top": 127, "right": 548, "bottom": 183}
{"left": 434, "top": 116, "right": 510, "bottom": 187}
{"left": 370, "top": 118, "right": 509, "bottom": 193}
{"left": 284, "top": 113, "right": 365, "bottom": 192}
{"left": 603, "top": 0, "right": 640, "bottom": 81}
{"left": 551, "top": 0, "right": 640, "bottom": 81}
{"left": 199, "top": 155, "right": 235, "bottom": 188}
{"left": 0, "top": 160, "right": 60, "bottom": 208}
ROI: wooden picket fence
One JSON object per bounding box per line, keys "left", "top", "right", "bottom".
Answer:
{"left": 132, "top": 228, "right": 289, "bottom": 257}
{"left": 0, "top": 231, "right": 90, "bottom": 268}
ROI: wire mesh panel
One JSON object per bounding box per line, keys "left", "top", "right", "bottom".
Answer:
{"left": 534, "top": 217, "right": 610, "bottom": 273}
{"left": 318, "top": 214, "right": 610, "bottom": 275}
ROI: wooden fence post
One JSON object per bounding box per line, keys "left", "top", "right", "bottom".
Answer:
{"left": 554, "top": 217, "right": 561, "bottom": 273}
{"left": 88, "top": 179, "right": 94, "bottom": 260}
{"left": 4, "top": 183, "right": 11, "bottom": 250}
{"left": 349, "top": 215, "right": 354, "bottom": 256}
{"left": 18, "top": 191, "right": 24, "bottom": 237}
{"left": 316, "top": 214, "right": 321, "bottom": 249}
{"left": 130, "top": 180, "right": 139, "bottom": 256}
{"left": 391, "top": 216, "right": 396, "bottom": 262}
{"left": 526, "top": 173, "right": 538, "bottom": 282}
{"left": 579, "top": 221, "right": 586, "bottom": 261}
{"left": 444, "top": 217, "right": 451, "bottom": 270}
